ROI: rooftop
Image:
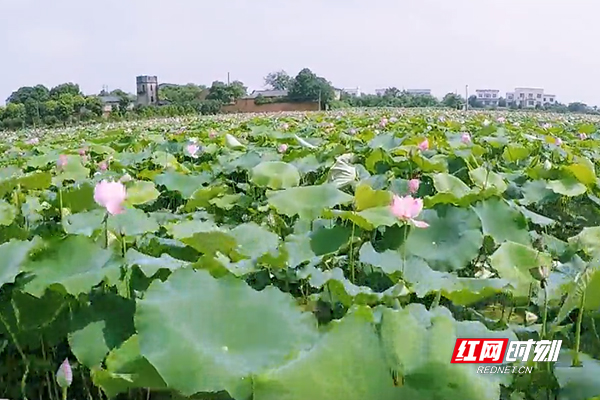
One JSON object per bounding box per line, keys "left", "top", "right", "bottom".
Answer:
{"left": 99, "top": 95, "right": 121, "bottom": 103}
{"left": 246, "top": 89, "right": 288, "bottom": 98}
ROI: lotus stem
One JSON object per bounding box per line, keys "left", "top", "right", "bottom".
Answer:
{"left": 349, "top": 221, "right": 356, "bottom": 283}
{"left": 572, "top": 291, "right": 585, "bottom": 367}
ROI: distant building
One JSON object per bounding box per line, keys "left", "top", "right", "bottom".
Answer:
{"left": 506, "top": 87, "right": 556, "bottom": 108}
{"left": 136, "top": 75, "right": 159, "bottom": 106}
{"left": 246, "top": 89, "right": 288, "bottom": 99}
{"left": 333, "top": 88, "right": 342, "bottom": 100}
{"left": 543, "top": 94, "right": 557, "bottom": 106}
{"left": 98, "top": 95, "right": 134, "bottom": 117}
{"left": 342, "top": 87, "right": 361, "bottom": 97}
{"left": 99, "top": 95, "right": 120, "bottom": 117}
{"left": 475, "top": 89, "right": 500, "bottom": 107}
{"left": 405, "top": 89, "right": 432, "bottom": 96}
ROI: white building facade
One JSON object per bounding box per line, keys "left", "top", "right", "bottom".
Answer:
{"left": 506, "top": 88, "right": 556, "bottom": 108}
{"left": 374, "top": 88, "right": 432, "bottom": 96}
{"left": 342, "top": 87, "right": 361, "bottom": 97}
{"left": 405, "top": 89, "right": 432, "bottom": 96}
{"left": 475, "top": 89, "right": 500, "bottom": 107}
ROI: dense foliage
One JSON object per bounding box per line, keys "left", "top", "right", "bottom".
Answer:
{"left": 1, "top": 110, "right": 600, "bottom": 400}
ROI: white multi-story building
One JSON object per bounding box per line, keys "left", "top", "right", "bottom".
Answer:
{"left": 506, "top": 88, "right": 556, "bottom": 108}
{"left": 475, "top": 89, "right": 500, "bottom": 107}
{"left": 543, "top": 94, "right": 557, "bottom": 105}
{"left": 406, "top": 89, "right": 432, "bottom": 96}
{"left": 374, "top": 88, "right": 432, "bottom": 97}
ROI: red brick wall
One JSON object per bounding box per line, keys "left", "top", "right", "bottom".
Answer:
{"left": 221, "top": 99, "right": 320, "bottom": 113}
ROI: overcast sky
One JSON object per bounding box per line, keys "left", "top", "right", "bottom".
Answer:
{"left": 1, "top": 0, "right": 598, "bottom": 105}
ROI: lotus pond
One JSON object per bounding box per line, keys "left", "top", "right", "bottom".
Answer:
{"left": 1, "top": 110, "right": 600, "bottom": 400}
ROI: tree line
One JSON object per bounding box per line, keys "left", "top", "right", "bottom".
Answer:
{"left": 0, "top": 68, "right": 337, "bottom": 130}
{"left": 1, "top": 68, "right": 598, "bottom": 131}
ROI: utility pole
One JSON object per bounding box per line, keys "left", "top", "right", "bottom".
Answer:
{"left": 465, "top": 85, "right": 469, "bottom": 111}
{"left": 318, "top": 89, "right": 322, "bottom": 111}
{"left": 227, "top": 72, "right": 230, "bottom": 85}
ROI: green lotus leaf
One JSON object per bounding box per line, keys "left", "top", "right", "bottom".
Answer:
{"left": 254, "top": 308, "right": 402, "bottom": 400}
{"left": 379, "top": 304, "right": 515, "bottom": 400}
{"left": 22, "top": 236, "right": 122, "bottom": 297}
{"left": 472, "top": 198, "right": 530, "bottom": 245}
{"left": 154, "top": 171, "right": 211, "bottom": 198}
{"left": 125, "top": 180, "right": 160, "bottom": 205}
{"left": 267, "top": 184, "right": 353, "bottom": 219}
{"left": 0, "top": 199, "right": 16, "bottom": 226}
{"left": 251, "top": 161, "right": 301, "bottom": 189}
{"left": 403, "top": 206, "right": 483, "bottom": 271}
{"left": 135, "top": 268, "right": 319, "bottom": 397}
{"left": 489, "top": 241, "right": 552, "bottom": 293}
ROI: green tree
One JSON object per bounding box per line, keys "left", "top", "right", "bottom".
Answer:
{"left": 49, "top": 83, "right": 81, "bottom": 99}
{"left": 568, "top": 102, "right": 588, "bottom": 113}
{"left": 264, "top": 70, "right": 292, "bottom": 91}
{"left": 206, "top": 81, "right": 247, "bottom": 104}
{"left": 55, "top": 94, "right": 75, "bottom": 123}
{"left": 6, "top": 84, "right": 50, "bottom": 104}
{"left": 288, "top": 68, "right": 334, "bottom": 109}
{"left": 468, "top": 95, "right": 481, "bottom": 108}
{"left": 84, "top": 96, "right": 104, "bottom": 117}
{"left": 23, "top": 99, "right": 42, "bottom": 126}
{"left": 228, "top": 80, "right": 247, "bottom": 100}
{"left": 383, "top": 87, "right": 401, "bottom": 98}
{"left": 159, "top": 84, "right": 207, "bottom": 105}
{"left": 206, "top": 81, "right": 231, "bottom": 103}
{"left": 2, "top": 102, "right": 26, "bottom": 129}
{"left": 442, "top": 93, "right": 464, "bottom": 109}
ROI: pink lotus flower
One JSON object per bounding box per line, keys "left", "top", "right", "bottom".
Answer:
{"left": 78, "top": 148, "right": 86, "bottom": 156}
{"left": 408, "top": 179, "right": 420, "bottom": 194}
{"left": 579, "top": 133, "right": 587, "bottom": 140}
{"left": 418, "top": 139, "right": 429, "bottom": 151}
{"left": 94, "top": 180, "right": 127, "bottom": 215}
{"left": 554, "top": 137, "right": 562, "bottom": 146}
{"left": 99, "top": 161, "right": 108, "bottom": 171}
{"left": 56, "top": 358, "right": 72, "bottom": 388}
{"left": 281, "top": 123, "right": 289, "bottom": 130}
{"left": 390, "top": 195, "right": 429, "bottom": 228}
{"left": 186, "top": 143, "right": 200, "bottom": 158}
{"left": 26, "top": 137, "right": 39, "bottom": 145}
{"left": 348, "top": 128, "right": 357, "bottom": 135}
{"left": 497, "top": 117, "right": 505, "bottom": 123}
{"left": 208, "top": 131, "right": 216, "bottom": 139}
{"left": 461, "top": 132, "right": 471, "bottom": 144}
{"left": 543, "top": 123, "right": 552, "bottom": 129}
{"left": 278, "top": 144, "right": 288, "bottom": 153}
{"left": 57, "top": 154, "right": 68, "bottom": 168}
{"left": 390, "top": 117, "right": 398, "bottom": 123}
{"left": 379, "top": 118, "right": 388, "bottom": 127}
